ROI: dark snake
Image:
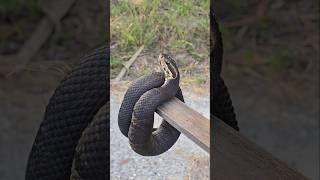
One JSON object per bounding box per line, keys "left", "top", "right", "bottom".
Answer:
{"left": 25, "top": 46, "right": 109, "bottom": 180}
{"left": 211, "top": 9, "right": 239, "bottom": 131}
{"left": 118, "top": 54, "right": 185, "bottom": 156}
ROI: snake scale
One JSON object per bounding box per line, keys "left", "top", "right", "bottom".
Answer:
{"left": 25, "top": 46, "right": 109, "bottom": 180}
{"left": 25, "top": 8, "right": 238, "bottom": 179}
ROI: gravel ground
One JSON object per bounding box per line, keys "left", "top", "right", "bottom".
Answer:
{"left": 110, "top": 83, "right": 210, "bottom": 180}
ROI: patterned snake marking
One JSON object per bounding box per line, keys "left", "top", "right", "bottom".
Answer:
{"left": 118, "top": 54, "right": 185, "bottom": 156}
{"left": 25, "top": 46, "right": 109, "bottom": 180}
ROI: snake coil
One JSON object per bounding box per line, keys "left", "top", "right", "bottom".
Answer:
{"left": 118, "top": 54, "right": 184, "bottom": 156}
{"left": 26, "top": 46, "right": 109, "bottom": 180}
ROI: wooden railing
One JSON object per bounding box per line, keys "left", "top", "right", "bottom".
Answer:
{"left": 156, "top": 97, "right": 309, "bottom": 180}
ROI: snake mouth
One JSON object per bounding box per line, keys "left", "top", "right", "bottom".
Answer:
{"left": 167, "top": 65, "right": 177, "bottom": 78}
{"left": 158, "top": 53, "right": 178, "bottom": 79}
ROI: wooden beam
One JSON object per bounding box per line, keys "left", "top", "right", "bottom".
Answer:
{"left": 156, "top": 97, "right": 210, "bottom": 153}
{"left": 155, "top": 97, "right": 308, "bottom": 179}
{"left": 211, "top": 115, "right": 308, "bottom": 180}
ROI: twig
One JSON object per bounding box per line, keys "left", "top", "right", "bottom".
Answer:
{"left": 7, "top": 0, "right": 77, "bottom": 77}
{"left": 115, "top": 45, "right": 144, "bottom": 82}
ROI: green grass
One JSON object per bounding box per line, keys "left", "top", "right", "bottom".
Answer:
{"left": 0, "top": 0, "right": 20, "bottom": 15}
{"left": 243, "top": 49, "right": 255, "bottom": 65}
{"left": 111, "top": 0, "right": 210, "bottom": 85}
{"left": 269, "top": 48, "right": 300, "bottom": 71}
{"left": 0, "top": 0, "right": 42, "bottom": 44}
{"left": 111, "top": 0, "right": 209, "bottom": 65}
{"left": 110, "top": 55, "right": 123, "bottom": 68}
{"left": 193, "top": 76, "right": 207, "bottom": 85}
{"left": 218, "top": 1, "right": 310, "bottom": 74}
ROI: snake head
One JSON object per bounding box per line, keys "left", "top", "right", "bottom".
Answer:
{"left": 158, "top": 53, "right": 179, "bottom": 79}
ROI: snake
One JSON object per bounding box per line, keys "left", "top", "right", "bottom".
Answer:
{"left": 211, "top": 9, "right": 239, "bottom": 131}
{"left": 25, "top": 46, "right": 109, "bottom": 180}
{"left": 118, "top": 53, "right": 185, "bottom": 156}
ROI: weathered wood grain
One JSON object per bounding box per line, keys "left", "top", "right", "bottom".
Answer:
{"left": 156, "top": 97, "right": 210, "bottom": 153}
{"left": 155, "top": 97, "right": 309, "bottom": 179}
{"left": 211, "top": 115, "right": 309, "bottom": 180}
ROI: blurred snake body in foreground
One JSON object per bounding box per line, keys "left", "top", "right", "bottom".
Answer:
{"left": 26, "top": 46, "right": 109, "bottom": 180}
{"left": 211, "top": 10, "right": 239, "bottom": 131}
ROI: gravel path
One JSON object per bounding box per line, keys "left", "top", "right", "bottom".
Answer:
{"left": 110, "top": 85, "right": 210, "bottom": 180}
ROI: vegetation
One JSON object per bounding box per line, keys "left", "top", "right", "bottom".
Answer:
{"left": 1, "top": 0, "right": 316, "bottom": 84}
{"left": 216, "top": 0, "right": 318, "bottom": 77}
{"left": 0, "top": 0, "right": 40, "bottom": 17}
{"left": 111, "top": 0, "right": 210, "bottom": 82}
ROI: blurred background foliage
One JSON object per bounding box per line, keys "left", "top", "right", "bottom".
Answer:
{"left": 215, "top": 1, "right": 319, "bottom": 179}
{"left": 216, "top": 0, "right": 318, "bottom": 78}
{"left": 0, "top": 0, "right": 106, "bottom": 60}
{"left": 0, "top": 0, "right": 39, "bottom": 17}
{"left": 0, "top": 1, "right": 107, "bottom": 180}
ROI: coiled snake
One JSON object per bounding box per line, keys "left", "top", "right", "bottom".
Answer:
{"left": 25, "top": 46, "right": 109, "bottom": 180}
{"left": 118, "top": 54, "right": 185, "bottom": 156}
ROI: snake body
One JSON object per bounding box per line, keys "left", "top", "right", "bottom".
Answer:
{"left": 118, "top": 54, "right": 184, "bottom": 156}
{"left": 25, "top": 46, "right": 109, "bottom": 179}
{"left": 211, "top": 10, "right": 239, "bottom": 131}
